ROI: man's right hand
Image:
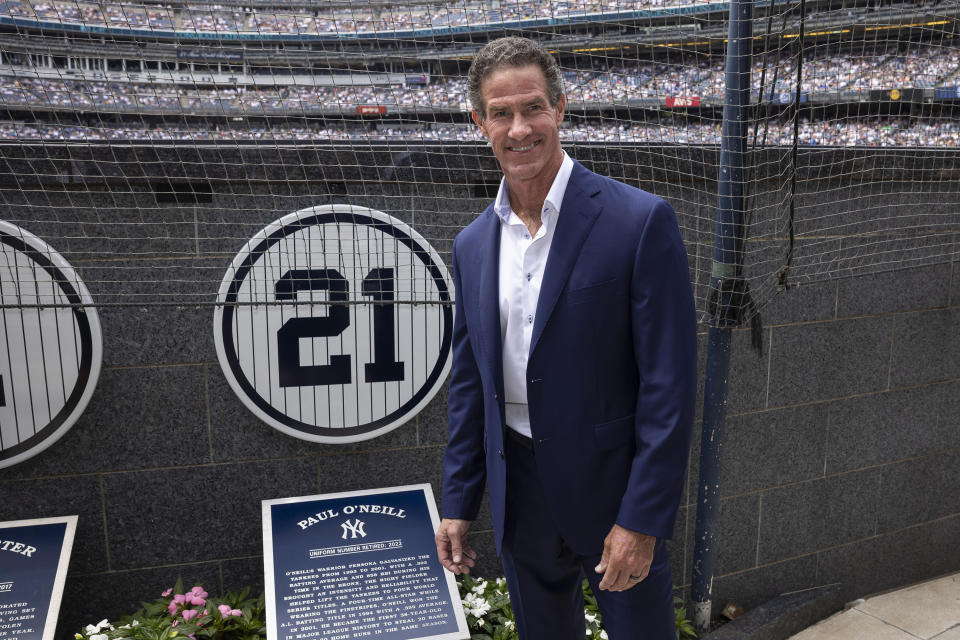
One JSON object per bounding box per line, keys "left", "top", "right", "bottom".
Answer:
{"left": 435, "top": 518, "right": 477, "bottom": 575}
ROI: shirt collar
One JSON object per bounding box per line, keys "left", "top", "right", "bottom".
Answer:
{"left": 494, "top": 151, "right": 574, "bottom": 223}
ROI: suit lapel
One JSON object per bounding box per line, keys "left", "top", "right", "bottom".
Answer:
{"left": 476, "top": 206, "right": 505, "bottom": 402}
{"left": 529, "top": 162, "right": 603, "bottom": 357}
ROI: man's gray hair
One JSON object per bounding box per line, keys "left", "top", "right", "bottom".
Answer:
{"left": 467, "top": 37, "right": 564, "bottom": 118}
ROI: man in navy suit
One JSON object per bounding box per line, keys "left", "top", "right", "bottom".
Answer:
{"left": 435, "top": 37, "right": 697, "bottom": 639}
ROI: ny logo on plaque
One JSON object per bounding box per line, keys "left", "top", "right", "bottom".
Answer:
{"left": 262, "top": 485, "right": 468, "bottom": 640}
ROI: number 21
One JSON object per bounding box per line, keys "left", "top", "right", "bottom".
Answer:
{"left": 275, "top": 268, "right": 405, "bottom": 387}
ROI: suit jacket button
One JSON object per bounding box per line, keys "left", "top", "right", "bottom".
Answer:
{"left": 498, "top": 449, "right": 504, "bottom": 459}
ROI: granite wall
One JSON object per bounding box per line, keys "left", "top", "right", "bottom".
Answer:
{"left": 0, "top": 143, "right": 958, "bottom": 636}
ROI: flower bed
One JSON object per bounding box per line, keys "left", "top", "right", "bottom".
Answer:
{"left": 75, "top": 577, "right": 695, "bottom": 640}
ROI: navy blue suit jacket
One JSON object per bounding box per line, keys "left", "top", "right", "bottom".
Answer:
{"left": 440, "top": 160, "right": 697, "bottom": 556}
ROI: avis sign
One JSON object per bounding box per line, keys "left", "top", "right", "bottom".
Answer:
{"left": 214, "top": 205, "right": 453, "bottom": 443}
{"left": 0, "top": 222, "right": 102, "bottom": 469}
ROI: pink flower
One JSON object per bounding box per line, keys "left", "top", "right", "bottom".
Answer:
{"left": 190, "top": 587, "right": 208, "bottom": 599}
{"left": 218, "top": 604, "right": 242, "bottom": 618}
{"left": 172, "top": 594, "right": 187, "bottom": 605}
{"left": 168, "top": 602, "right": 180, "bottom": 616}
{"left": 161, "top": 589, "right": 172, "bottom": 597}
{"left": 181, "top": 610, "right": 199, "bottom": 622}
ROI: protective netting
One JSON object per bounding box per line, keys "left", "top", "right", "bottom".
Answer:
{"left": 0, "top": 0, "right": 958, "bottom": 318}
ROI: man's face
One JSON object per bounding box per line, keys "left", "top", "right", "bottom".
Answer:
{"left": 472, "top": 64, "right": 566, "bottom": 189}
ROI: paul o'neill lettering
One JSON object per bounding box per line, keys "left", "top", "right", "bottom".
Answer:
{"left": 0, "top": 540, "right": 36, "bottom": 557}
{"left": 297, "top": 504, "right": 407, "bottom": 530}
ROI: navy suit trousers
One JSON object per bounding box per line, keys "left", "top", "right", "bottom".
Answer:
{"left": 500, "top": 434, "right": 677, "bottom": 640}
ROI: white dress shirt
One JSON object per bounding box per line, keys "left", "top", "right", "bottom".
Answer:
{"left": 495, "top": 152, "right": 574, "bottom": 438}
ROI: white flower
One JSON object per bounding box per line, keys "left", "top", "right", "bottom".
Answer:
{"left": 586, "top": 613, "right": 596, "bottom": 623}
{"left": 600, "top": 631, "right": 609, "bottom": 639}
{"left": 505, "top": 620, "right": 514, "bottom": 629}
{"left": 85, "top": 620, "right": 111, "bottom": 635}
{"left": 90, "top": 634, "right": 108, "bottom": 640}
{"left": 476, "top": 618, "right": 484, "bottom": 627}
{"left": 462, "top": 592, "right": 492, "bottom": 618}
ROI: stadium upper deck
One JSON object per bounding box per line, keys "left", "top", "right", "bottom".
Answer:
{"left": 1, "top": 0, "right": 952, "bottom": 51}
{"left": 0, "top": 0, "right": 956, "bottom": 145}
{"left": 0, "top": 0, "right": 769, "bottom": 37}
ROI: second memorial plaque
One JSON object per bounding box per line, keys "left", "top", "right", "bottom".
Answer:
{"left": 263, "top": 484, "right": 467, "bottom": 640}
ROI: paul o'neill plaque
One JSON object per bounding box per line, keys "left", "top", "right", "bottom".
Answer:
{"left": 262, "top": 485, "right": 468, "bottom": 640}
{"left": 0, "top": 516, "right": 77, "bottom": 640}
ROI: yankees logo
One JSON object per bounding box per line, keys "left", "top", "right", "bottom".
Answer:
{"left": 340, "top": 519, "right": 367, "bottom": 540}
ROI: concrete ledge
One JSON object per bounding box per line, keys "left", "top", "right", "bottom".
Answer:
{"left": 703, "top": 584, "right": 844, "bottom": 640}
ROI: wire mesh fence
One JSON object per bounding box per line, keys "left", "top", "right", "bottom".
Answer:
{"left": 1, "top": 0, "right": 959, "bottom": 449}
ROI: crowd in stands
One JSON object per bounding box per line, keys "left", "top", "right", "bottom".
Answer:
{"left": 1, "top": 0, "right": 955, "bottom": 148}
{"left": 9, "top": 0, "right": 728, "bottom": 34}
{"left": 0, "top": 76, "right": 470, "bottom": 110}
{"left": 2, "top": 48, "right": 957, "bottom": 113}
{"left": 566, "top": 48, "right": 960, "bottom": 99}
{"left": 0, "top": 118, "right": 957, "bottom": 146}
{"left": 5, "top": 0, "right": 938, "bottom": 35}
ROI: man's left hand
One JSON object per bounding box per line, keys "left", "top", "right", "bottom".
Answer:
{"left": 594, "top": 524, "right": 656, "bottom": 592}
